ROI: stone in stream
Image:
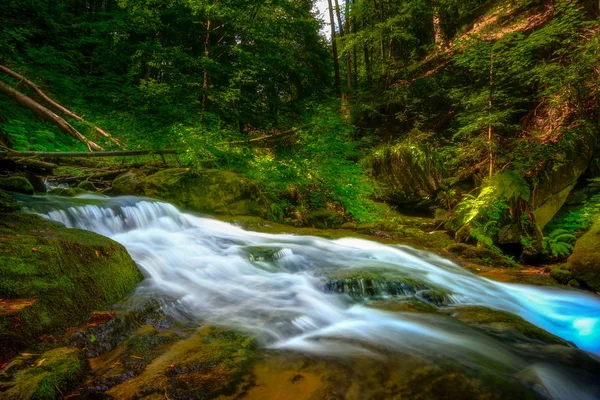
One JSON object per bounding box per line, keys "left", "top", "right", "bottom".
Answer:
{"left": 47, "top": 187, "right": 87, "bottom": 197}
{"left": 0, "top": 210, "right": 143, "bottom": 353}
{"left": 0, "top": 347, "right": 89, "bottom": 400}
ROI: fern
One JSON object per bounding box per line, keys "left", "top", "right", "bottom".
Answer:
{"left": 542, "top": 228, "right": 576, "bottom": 259}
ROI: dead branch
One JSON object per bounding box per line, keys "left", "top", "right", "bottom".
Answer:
{"left": 0, "top": 80, "right": 104, "bottom": 151}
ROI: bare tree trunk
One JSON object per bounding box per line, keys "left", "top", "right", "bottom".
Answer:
{"left": 328, "top": 0, "right": 341, "bottom": 98}
{"left": 488, "top": 53, "right": 494, "bottom": 178}
{"left": 345, "top": 0, "right": 352, "bottom": 89}
{"left": 201, "top": 18, "right": 212, "bottom": 123}
{"left": 0, "top": 80, "right": 103, "bottom": 151}
{"left": 0, "top": 64, "right": 120, "bottom": 145}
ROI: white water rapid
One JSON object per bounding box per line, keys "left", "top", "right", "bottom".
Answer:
{"left": 21, "top": 194, "right": 600, "bottom": 399}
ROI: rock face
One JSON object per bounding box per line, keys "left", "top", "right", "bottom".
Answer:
{"left": 109, "top": 168, "right": 270, "bottom": 218}
{"left": 568, "top": 220, "right": 600, "bottom": 291}
{"left": 0, "top": 210, "right": 143, "bottom": 351}
{"left": 532, "top": 133, "right": 595, "bottom": 230}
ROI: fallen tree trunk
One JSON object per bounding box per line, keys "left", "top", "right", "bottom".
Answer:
{"left": 0, "top": 64, "right": 121, "bottom": 146}
{"left": 0, "top": 81, "right": 104, "bottom": 151}
{"left": 0, "top": 149, "right": 178, "bottom": 158}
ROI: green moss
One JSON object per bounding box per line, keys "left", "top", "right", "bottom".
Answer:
{"left": 1, "top": 347, "right": 88, "bottom": 400}
{"left": 76, "top": 180, "right": 97, "bottom": 192}
{"left": 0, "top": 176, "right": 34, "bottom": 195}
{"left": 446, "top": 306, "right": 568, "bottom": 346}
{"left": 47, "top": 187, "right": 87, "bottom": 197}
{"left": 568, "top": 220, "right": 600, "bottom": 291}
{"left": 0, "top": 190, "right": 20, "bottom": 213}
{"left": 109, "top": 168, "right": 269, "bottom": 217}
{"left": 0, "top": 213, "right": 143, "bottom": 351}
{"left": 305, "top": 208, "right": 344, "bottom": 229}
{"left": 446, "top": 243, "right": 517, "bottom": 268}
{"left": 103, "top": 327, "right": 257, "bottom": 399}
{"left": 549, "top": 268, "right": 573, "bottom": 285}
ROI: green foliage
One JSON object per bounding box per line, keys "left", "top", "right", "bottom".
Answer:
{"left": 451, "top": 171, "right": 530, "bottom": 247}
{"left": 546, "top": 191, "right": 600, "bottom": 236}
{"left": 542, "top": 228, "right": 575, "bottom": 258}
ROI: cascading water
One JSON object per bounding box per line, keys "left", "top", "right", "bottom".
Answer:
{"left": 20, "top": 194, "right": 600, "bottom": 399}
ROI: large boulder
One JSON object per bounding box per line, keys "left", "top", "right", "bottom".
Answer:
{"left": 532, "top": 132, "right": 596, "bottom": 230}
{"left": 0, "top": 176, "right": 34, "bottom": 195}
{"left": 109, "top": 168, "right": 269, "bottom": 217}
{"left": 0, "top": 212, "right": 143, "bottom": 352}
{"left": 568, "top": 219, "right": 600, "bottom": 291}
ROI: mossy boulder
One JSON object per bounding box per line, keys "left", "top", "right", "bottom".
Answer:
{"left": 109, "top": 168, "right": 269, "bottom": 217}
{"left": 446, "top": 243, "right": 516, "bottom": 268}
{"left": 76, "top": 180, "right": 97, "bottom": 192}
{"left": 0, "top": 347, "right": 88, "bottom": 400}
{"left": 47, "top": 187, "right": 87, "bottom": 197}
{"left": 305, "top": 208, "right": 343, "bottom": 229}
{"left": 549, "top": 267, "right": 573, "bottom": 285}
{"left": 567, "top": 220, "right": 600, "bottom": 291}
{"left": 0, "top": 213, "right": 143, "bottom": 351}
{"left": 0, "top": 190, "right": 20, "bottom": 213}
{"left": 0, "top": 176, "right": 34, "bottom": 195}
{"left": 324, "top": 268, "right": 431, "bottom": 300}
{"left": 445, "top": 306, "right": 568, "bottom": 346}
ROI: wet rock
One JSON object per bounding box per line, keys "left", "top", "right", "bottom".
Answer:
{"left": 0, "top": 347, "right": 89, "bottom": 399}
{"left": 324, "top": 269, "right": 430, "bottom": 300}
{"left": 0, "top": 176, "right": 34, "bottom": 195}
{"left": 98, "top": 327, "right": 257, "bottom": 400}
{"left": 108, "top": 168, "right": 270, "bottom": 218}
{"left": 446, "top": 243, "right": 517, "bottom": 268}
{"left": 549, "top": 268, "right": 573, "bottom": 285}
{"left": 306, "top": 208, "right": 343, "bottom": 229}
{"left": 48, "top": 187, "right": 87, "bottom": 197}
{"left": 77, "top": 180, "right": 97, "bottom": 192}
{"left": 0, "top": 190, "right": 20, "bottom": 213}
{"left": 0, "top": 212, "right": 143, "bottom": 352}
{"left": 567, "top": 220, "right": 600, "bottom": 291}
{"left": 444, "top": 306, "right": 568, "bottom": 346}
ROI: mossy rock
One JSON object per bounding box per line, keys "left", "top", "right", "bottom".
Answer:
{"left": 445, "top": 306, "right": 568, "bottom": 346}
{"left": 77, "top": 180, "right": 97, "bottom": 192}
{"left": 0, "top": 213, "right": 143, "bottom": 351}
{"left": 549, "top": 268, "right": 573, "bottom": 285}
{"left": 324, "top": 268, "right": 431, "bottom": 300}
{"left": 0, "top": 347, "right": 89, "bottom": 400}
{"left": 305, "top": 208, "right": 344, "bottom": 229}
{"left": 0, "top": 176, "right": 34, "bottom": 195}
{"left": 568, "top": 220, "right": 600, "bottom": 291}
{"left": 109, "top": 168, "right": 270, "bottom": 218}
{"left": 446, "top": 243, "right": 516, "bottom": 268}
{"left": 47, "top": 187, "right": 87, "bottom": 197}
{"left": 101, "top": 327, "right": 257, "bottom": 399}
{"left": 0, "top": 190, "right": 20, "bottom": 213}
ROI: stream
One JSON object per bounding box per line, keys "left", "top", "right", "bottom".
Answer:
{"left": 20, "top": 194, "right": 600, "bottom": 399}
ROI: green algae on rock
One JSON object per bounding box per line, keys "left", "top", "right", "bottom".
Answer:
{"left": 47, "top": 187, "right": 87, "bottom": 197}
{"left": 568, "top": 219, "right": 600, "bottom": 291}
{"left": 0, "top": 190, "right": 20, "bottom": 213}
{"left": 0, "top": 176, "right": 34, "bottom": 195}
{"left": 0, "top": 212, "right": 143, "bottom": 351}
{"left": 0, "top": 347, "right": 89, "bottom": 400}
{"left": 76, "top": 180, "right": 97, "bottom": 192}
{"left": 444, "top": 306, "right": 568, "bottom": 346}
{"left": 90, "top": 326, "right": 257, "bottom": 400}
{"left": 109, "top": 168, "right": 270, "bottom": 217}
